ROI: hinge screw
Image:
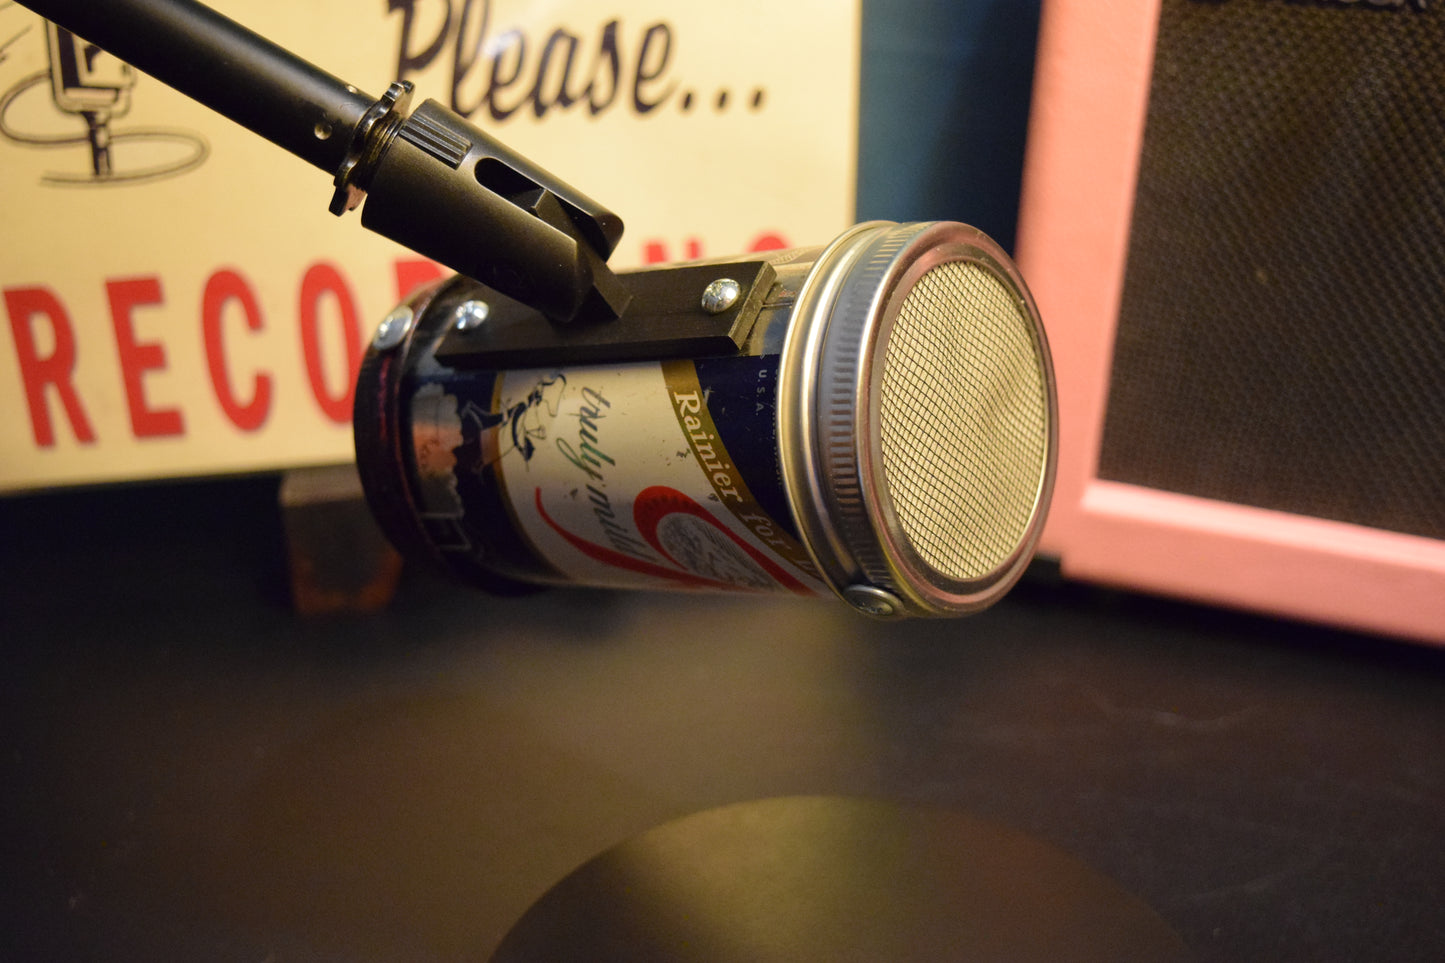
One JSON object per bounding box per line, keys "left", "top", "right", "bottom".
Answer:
{"left": 843, "top": 585, "right": 905, "bottom": 618}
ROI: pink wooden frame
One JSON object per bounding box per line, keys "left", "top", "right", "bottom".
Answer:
{"left": 1014, "top": 0, "right": 1445, "bottom": 644}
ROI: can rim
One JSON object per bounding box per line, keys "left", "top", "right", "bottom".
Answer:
{"left": 776, "top": 221, "right": 1058, "bottom": 617}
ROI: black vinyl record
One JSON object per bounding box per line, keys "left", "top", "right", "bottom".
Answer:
{"left": 490, "top": 796, "right": 1188, "bottom": 962}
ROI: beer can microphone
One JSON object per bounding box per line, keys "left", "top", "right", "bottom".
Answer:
{"left": 355, "top": 220, "right": 1057, "bottom": 618}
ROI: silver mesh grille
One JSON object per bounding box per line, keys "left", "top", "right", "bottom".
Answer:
{"left": 879, "top": 261, "right": 1048, "bottom": 581}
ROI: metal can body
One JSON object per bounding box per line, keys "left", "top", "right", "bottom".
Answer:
{"left": 356, "top": 265, "right": 826, "bottom": 598}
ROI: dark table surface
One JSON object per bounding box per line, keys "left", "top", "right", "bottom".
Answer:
{"left": 3, "top": 477, "right": 1443, "bottom": 962}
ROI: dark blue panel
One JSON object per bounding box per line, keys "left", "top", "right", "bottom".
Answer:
{"left": 857, "top": 0, "right": 1042, "bottom": 253}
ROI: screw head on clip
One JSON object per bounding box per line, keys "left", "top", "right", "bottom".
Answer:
{"left": 372, "top": 305, "right": 414, "bottom": 350}
{"left": 454, "top": 300, "right": 491, "bottom": 332}
{"left": 701, "top": 278, "right": 742, "bottom": 314}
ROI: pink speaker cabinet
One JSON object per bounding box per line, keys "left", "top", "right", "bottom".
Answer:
{"left": 1016, "top": 0, "right": 1445, "bottom": 644}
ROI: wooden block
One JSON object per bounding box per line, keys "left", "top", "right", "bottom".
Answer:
{"left": 280, "top": 463, "right": 403, "bottom": 615}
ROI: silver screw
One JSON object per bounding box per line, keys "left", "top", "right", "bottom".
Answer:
{"left": 843, "top": 585, "right": 905, "bottom": 619}
{"left": 701, "top": 278, "right": 741, "bottom": 314}
{"left": 372, "top": 305, "right": 414, "bottom": 351}
{"left": 454, "top": 299, "right": 490, "bottom": 332}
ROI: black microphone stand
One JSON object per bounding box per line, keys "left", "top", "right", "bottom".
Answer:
{"left": 17, "top": 0, "right": 638, "bottom": 325}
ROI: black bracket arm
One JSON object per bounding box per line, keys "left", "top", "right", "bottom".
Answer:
{"left": 431, "top": 260, "right": 777, "bottom": 369}
{"left": 341, "top": 92, "right": 631, "bottom": 325}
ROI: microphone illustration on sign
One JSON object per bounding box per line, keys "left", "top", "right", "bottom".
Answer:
{"left": 0, "top": 15, "right": 207, "bottom": 185}
{"left": 45, "top": 22, "right": 132, "bottom": 177}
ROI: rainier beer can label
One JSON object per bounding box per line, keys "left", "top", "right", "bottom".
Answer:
{"left": 437, "top": 357, "right": 825, "bottom": 596}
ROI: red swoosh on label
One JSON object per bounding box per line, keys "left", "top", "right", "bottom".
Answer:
{"left": 533, "top": 487, "right": 812, "bottom": 595}
{"left": 534, "top": 489, "right": 721, "bottom": 589}
{"left": 632, "top": 486, "right": 811, "bottom": 595}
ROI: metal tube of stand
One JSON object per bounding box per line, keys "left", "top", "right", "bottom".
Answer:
{"left": 16, "top": 0, "right": 632, "bottom": 324}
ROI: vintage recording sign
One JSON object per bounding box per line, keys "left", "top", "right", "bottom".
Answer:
{"left": 0, "top": 1, "right": 858, "bottom": 491}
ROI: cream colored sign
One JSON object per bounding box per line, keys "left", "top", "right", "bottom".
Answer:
{"left": 0, "top": 0, "right": 858, "bottom": 491}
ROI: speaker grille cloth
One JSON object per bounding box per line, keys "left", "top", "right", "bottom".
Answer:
{"left": 1099, "top": 0, "right": 1445, "bottom": 540}
{"left": 879, "top": 261, "right": 1047, "bottom": 580}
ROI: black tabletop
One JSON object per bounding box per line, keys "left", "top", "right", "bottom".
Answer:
{"left": 3, "top": 477, "right": 1443, "bottom": 962}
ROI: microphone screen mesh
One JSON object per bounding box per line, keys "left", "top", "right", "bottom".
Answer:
{"left": 879, "top": 261, "right": 1050, "bottom": 581}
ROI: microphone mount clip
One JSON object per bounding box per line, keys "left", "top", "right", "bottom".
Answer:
{"left": 430, "top": 259, "right": 778, "bottom": 369}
